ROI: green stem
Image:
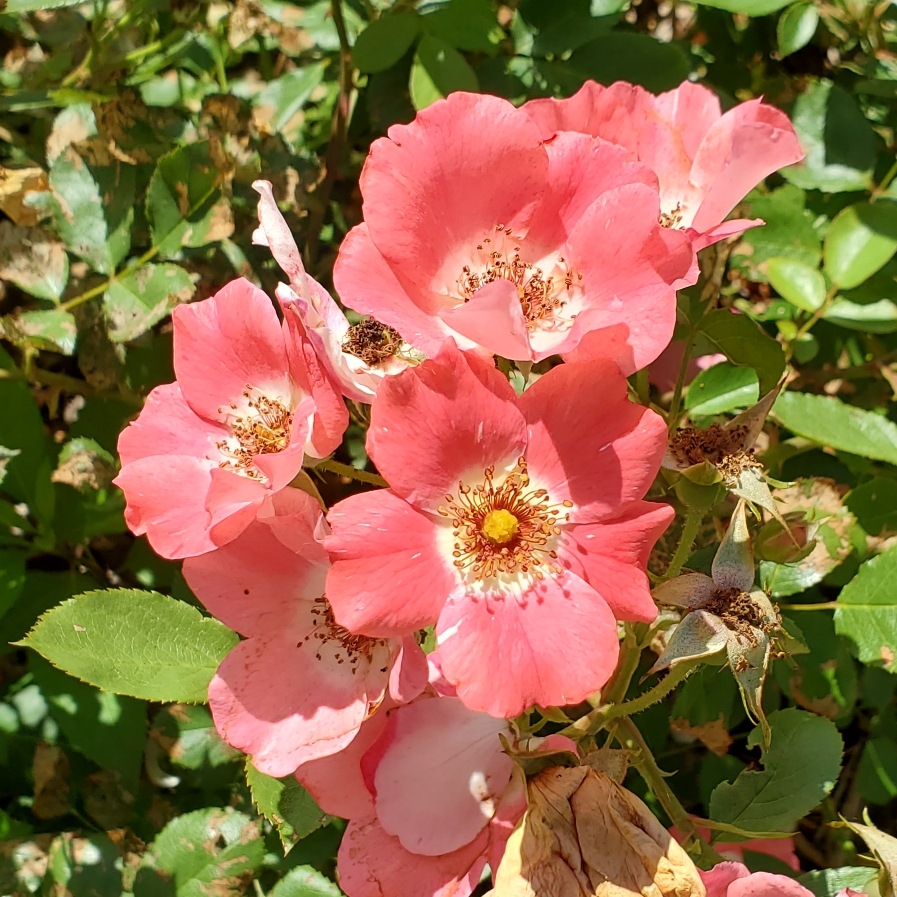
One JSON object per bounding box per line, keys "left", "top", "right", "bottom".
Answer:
{"left": 617, "top": 717, "right": 723, "bottom": 863}
{"left": 779, "top": 601, "right": 839, "bottom": 611}
{"left": 871, "top": 157, "right": 897, "bottom": 202}
{"left": 635, "top": 367, "right": 650, "bottom": 406}
{"left": 316, "top": 458, "right": 388, "bottom": 487}
{"left": 601, "top": 624, "right": 641, "bottom": 706}
{"left": 564, "top": 662, "right": 695, "bottom": 737}
{"left": 663, "top": 507, "right": 703, "bottom": 581}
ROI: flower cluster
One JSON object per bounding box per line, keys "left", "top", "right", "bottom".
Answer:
{"left": 115, "top": 80, "right": 805, "bottom": 896}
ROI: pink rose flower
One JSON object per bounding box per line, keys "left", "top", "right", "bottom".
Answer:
{"left": 524, "top": 80, "right": 804, "bottom": 252}
{"left": 181, "top": 488, "right": 428, "bottom": 777}
{"left": 702, "top": 862, "right": 866, "bottom": 897}
{"left": 114, "top": 277, "right": 347, "bottom": 559}
{"left": 324, "top": 345, "right": 673, "bottom": 718}
{"left": 332, "top": 91, "right": 695, "bottom": 374}
{"left": 298, "top": 694, "right": 555, "bottom": 897}
{"left": 252, "top": 180, "right": 426, "bottom": 403}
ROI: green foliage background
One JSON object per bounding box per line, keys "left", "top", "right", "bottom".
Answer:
{"left": 1, "top": 0, "right": 897, "bottom": 893}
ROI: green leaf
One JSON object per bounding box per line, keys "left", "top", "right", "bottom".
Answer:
{"left": 2, "top": 308, "right": 78, "bottom": 355}
{"left": 0, "top": 222, "right": 69, "bottom": 303}
{"left": 253, "top": 64, "right": 327, "bottom": 141}
{"left": 269, "top": 866, "right": 342, "bottom": 897}
{"left": 6, "top": 0, "right": 86, "bottom": 11}
{"left": 846, "top": 477, "right": 897, "bottom": 535}
{"left": 410, "top": 35, "right": 479, "bottom": 110}
{"left": 45, "top": 833, "right": 123, "bottom": 897}
{"left": 30, "top": 655, "right": 147, "bottom": 791}
{"left": 353, "top": 13, "right": 421, "bottom": 72}
{"left": 696, "top": 309, "right": 786, "bottom": 395}
{"left": 151, "top": 704, "right": 239, "bottom": 771}
{"left": 19, "top": 589, "right": 239, "bottom": 703}
{"left": 834, "top": 546, "right": 897, "bottom": 673}
{"left": 516, "top": 0, "right": 617, "bottom": 57}
{"left": 146, "top": 142, "right": 233, "bottom": 258}
{"left": 246, "top": 761, "right": 330, "bottom": 853}
{"left": 731, "top": 186, "right": 821, "bottom": 282}
{"left": 773, "top": 391, "right": 897, "bottom": 466}
{"left": 709, "top": 707, "right": 843, "bottom": 832}
{"left": 782, "top": 79, "right": 877, "bottom": 194}
{"left": 568, "top": 33, "right": 690, "bottom": 94}
{"left": 103, "top": 263, "right": 195, "bottom": 343}
{"left": 48, "top": 152, "right": 114, "bottom": 275}
{"left": 857, "top": 737, "right": 897, "bottom": 805}
{"left": 767, "top": 257, "right": 826, "bottom": 312}
{"left": 134, "top": 808, "right": 264, "bottom": 897}
{"left": 777, "top": 1, "right": 818, "bottom": 57}
{"left": 685, "top": 362, "right": 759, "bottom": 417}
{"left": 422, "top": 0, "right": 502, "bottom": 53}
{"left": 824, "top": 297, "right": 897, "bottom": 333}
{"left": 824, "top": 201, "right": 897, "bottom": 290}
{"left": 693, "top": 0, "right": 791, "bottom": 13}
{"left": 0, "top": 549, "right": 26, "bottom": 623}
{"left": 799, "top": 867, "right": 878, "bottom": 897}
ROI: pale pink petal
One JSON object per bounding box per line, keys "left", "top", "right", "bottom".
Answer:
{"left": 117, "top": 382, "right": 223, "bottom": 467}
{"left": 210, "top": 626, "right": 392, "bottom": 777}
{"left": 702, "top": 863, "right": 752, "bottom": 897}
{"left": 653, "top": 82, "right": 723, "bottom": 161}
{"left": 436, "top": 571, "right": 619, "bottom": 718}
{"left": 205, "top": 468, "right": 268, "bottom": 547}
{"left": 367, "top": 346, "right": 525, "bottom": 507}
{"left": 294, "top": 712, "right": 388, "bottom": 820}
{"left": 325, "top": 490, "right": 458, "bottom": 638}
{"left": 114, "top": 456, "right": 217, "bottom": 559}
{"left": 729, "top": 872, "right": 815, "bottom": 897}
{"left": 252, "top": 179, "right": 311, "bottom": 299}
{"left": 373, "top": 696, "right": 514, "bottom": 856}
{"left": 688, "top": 218, "right": 764, "bottom": 251}
{"left": 172, "top": 278, "right": 291, "bottom": 422}
{"left": 388, "top": 636, "right": 430, "bottom": 704}
{"left": 182, "top": 507, "right": 326, "bottom": 637}
{"left": 519, "top": 359, "right": 668, "bottom": 522}
{"left": 559, "top": 501, "right": 673, "bottom": 622}
{"left": 334, "top": 223, "right": 452, "bottom": 357}
{"left": 523, "top": 81, "right": 608, "bottom": 139}
{"left": 690, "top": 101, "right": 804, "bottom": 235}
{"left": 438, "top": 279, "right": 533, "bottom": 361}
{"left": 337, "top": 817, "right": 488, "bottom": 897}
{"left": 360, "top": 92, "right": 548, "bottom": 293}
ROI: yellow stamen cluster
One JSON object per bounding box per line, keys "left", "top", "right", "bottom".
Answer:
{"left": 216, "top": 386, "right": 293, "bottom": 478}
{"left": 457, "top": 226, "right": 580, "bottom": 327}
{"left": 659, "top": 203, "right": 685, "bottom": 229}
{"left": 298, "top": 597, "right": 387, "bottom": 673}
{"left": 439, "top": 458, "right": 572, "bottom": 580}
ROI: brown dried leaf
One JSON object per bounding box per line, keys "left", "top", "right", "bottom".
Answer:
{"left": 489, "top": 767, "right": 706, "bottom": 897}
{"left": 670, "top": 716, "right": 733, "bottom": 756}
{"left": 0, "top": 221, "right": 68, "bottom": 302}
{"left": 0, "top": 166, "right": 48, "bottom": 226}
{"left": 32, "top": 742, "right": 70, "bottom": 820}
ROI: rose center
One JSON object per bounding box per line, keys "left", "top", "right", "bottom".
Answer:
{"left": 482, "top": 509, "right": 520, "bottom": 545}
{"left": 439, "top": 458, "right": 572, "bottom": 580}
{"left": 216, "top": 387, "right": 293, "bottom": 477}
{"left": 343, "top": 318, "right": 404, "bottom": 366}
{"left": 457, "top": 226, "right": 580, "bottom": 328}
{"left": 299, "top": 597, "right": 387, "bottom": 672}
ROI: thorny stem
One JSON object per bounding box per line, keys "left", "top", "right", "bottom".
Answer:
{"left": 662, "top": 506, "right": 703, "bottom": 581}
{"left": 598, "top": 624, "right": 642, "bottom": 708}
{"left": 564, "top": 662, "right": 695, "bottom": 737}
{"left": 306, "top": 0, "right": 354, "bottom": 267}
{"left": 616, "top": 717, "right": 723, "bottom": 865}
{"left": 316, "top": 458, "right": 388, "bottom": 487}
{"left": 791, "top": 283, "right": 840, "bottom": 345}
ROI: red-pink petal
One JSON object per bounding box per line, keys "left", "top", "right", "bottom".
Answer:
{"left": 438, "top": 279, "right": 533, "bottom": 361}
{"left": 559, "top": 501, "right": 673, "bottom": 622}
{"left": 729, "top": 872, "right": 815, "bottom": 897}
{"left": 388, "top": 636, "right": 430, "bottom": 704}
{"left": 435, "top": 571, "right": 619, "bottom": 718}
{"left": 367, "top": 345, "right": 525, "bottom": 506}
{"left": 334, "top": 223, "right": 451, "bottom": 357}
{"left": 325, "top": 490, "right": 457, "bottom": 637}
{"left": 182, "top": 498, "right": 326, "bottom": 637}
{"left": 519, "top": 359, "right": 668, "bottom": 522}
{"left": 210, "top": 626, "right": 391, "bottom": 777}
{"left": 117, "top": 382, "right": 223, "bottom": 467}
{"left": 294, "top": 712, "right": 388, "bottom": 820}
{"left": 172, "top": 278, "right": 291, "bottom": 422}
{"left": 373, "top": 697, "right": 514, "bottom": 856}
{"left": 337, "top": 817, "right": 488, "bottom": 897}
{"left": 360, "top": 92, "right": 548, "bottom": 294}
{"left": 702, "top": 863, "right": 752, "bottom": 897}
